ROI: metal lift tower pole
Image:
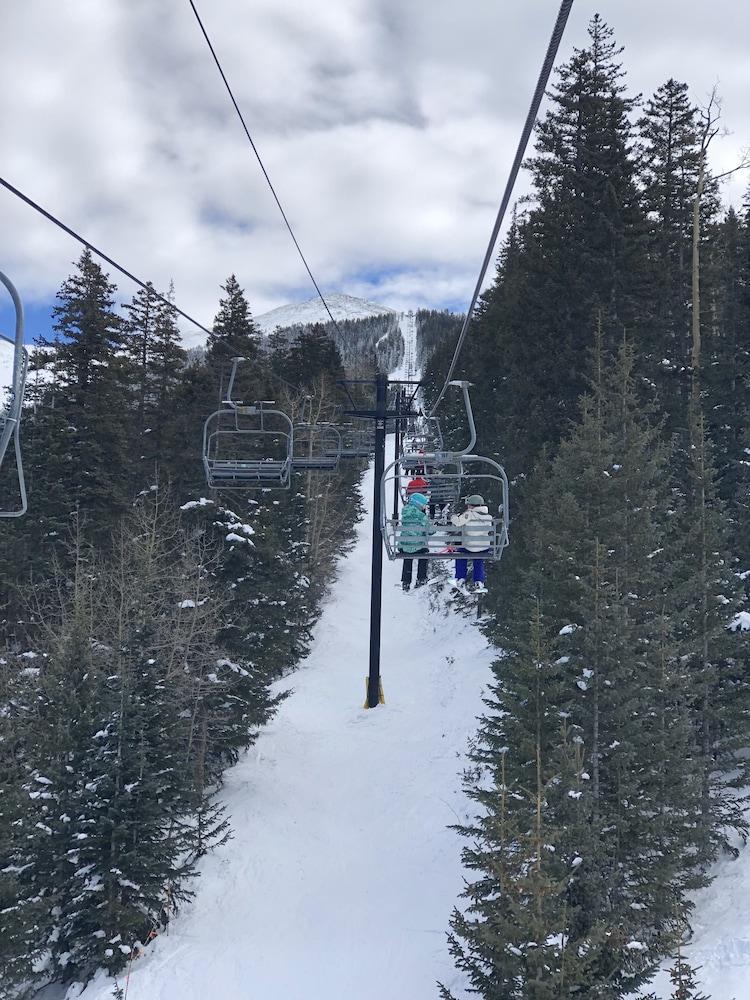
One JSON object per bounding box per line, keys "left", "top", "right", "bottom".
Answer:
{"left": 366, "top": 372, "right": 388, "bottom": 709}
{"left": 392, "top": 387, "right": 402, "bottom": 521}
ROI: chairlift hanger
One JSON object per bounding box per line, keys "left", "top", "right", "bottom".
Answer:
{"left": 0, "top": 270, "right": 28, "bottom": 517}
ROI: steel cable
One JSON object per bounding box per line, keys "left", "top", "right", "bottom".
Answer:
{"left": 0, "top": 175, "right": 213, "bottom": 338}
{"left": 187, "top": 0, "right": 343, "bottom": 337}
{"left": 428, "top": 0, "right": 574, "bottom": 417}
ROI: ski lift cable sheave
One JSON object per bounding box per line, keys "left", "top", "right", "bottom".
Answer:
{"left": 0, "top": 270, "right": 28, "bottom": 517}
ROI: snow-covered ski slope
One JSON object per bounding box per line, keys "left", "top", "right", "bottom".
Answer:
{"left": 77, "top": 473, "right": 492, "bottom": 1000}
{"left": 76, "top": 314, "right": 493, "bottom": 1000}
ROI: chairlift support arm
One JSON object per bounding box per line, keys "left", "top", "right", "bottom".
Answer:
{"left": 0, "top": 270, "right": 28, "bottom": 517}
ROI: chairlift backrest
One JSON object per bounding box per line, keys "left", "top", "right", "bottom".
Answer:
{"left": 381, "top": 452, "right": 509, "bottom": 562}
{"left": 381, "top": 383, "right": 509, "bottom": 562}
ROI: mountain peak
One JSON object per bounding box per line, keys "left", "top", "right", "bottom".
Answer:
{"left": 255, "top": 293, "right": 395, "bottom": 335}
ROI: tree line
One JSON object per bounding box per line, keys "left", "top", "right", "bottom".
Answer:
{"left": 421, "top": 16, "right": 750, "bottom": 999}
{"left": 0, "top": 262, "right": 373, "bottom": 996}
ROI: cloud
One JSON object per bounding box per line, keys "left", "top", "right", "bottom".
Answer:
{"left": 0, "top": 0, "right": 748, "bottom": 347}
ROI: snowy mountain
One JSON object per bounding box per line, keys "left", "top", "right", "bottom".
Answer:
{"left": 255, "top": 292, "right": 395, "bottom": 335}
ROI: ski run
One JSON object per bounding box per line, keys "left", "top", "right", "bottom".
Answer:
{"left": 63, "top": 463, "right": 750, "bottom": 1000}
{"left": 73, "top": 455, "right": 495, "bottom": 1000}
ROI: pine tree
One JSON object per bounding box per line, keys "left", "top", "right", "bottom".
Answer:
{"left": 673, "top": 410, "right": 750, "bottom": 859}
{"left": 427, "top": 16, "right": 648, "bottom": 488}
{"left": 448, "top": 341, "right": 706, "bottom": 998}
{"left": 122, "top": 281, "right": 186, "bottom": 479}
{"left": 637, "top": 79, "right": 702, "bottom": 426}
{"left": 704, "top": 206, "right": 750, "bottom": 532}
{"left": 271, "top": 324, "right": 344, "bottom": 387}
{"left": 667, "top": 943, "right": 709, "bottom": 1000}
{"left": 42, "top": 250, "right": 132, "bottom": 532}
{"left": 0, "top": 495, "right": 281, "bottom": 987}
{"left": 206, "top": 274, "right": 261, "bottom": 368}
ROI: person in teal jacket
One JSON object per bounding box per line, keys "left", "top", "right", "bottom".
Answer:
{"left": 399, "top": 492, "right": 433, "bottom": 591}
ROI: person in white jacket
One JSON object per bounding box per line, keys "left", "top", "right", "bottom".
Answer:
{"left": 450, "top": 494, "right": 493, "bottom": 590}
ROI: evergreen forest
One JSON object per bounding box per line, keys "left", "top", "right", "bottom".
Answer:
{"left": 419, "top": 17, "right": 750, "bottom": 999}
{"left": 0, "top": 266, "right": 383, "bottom": 996}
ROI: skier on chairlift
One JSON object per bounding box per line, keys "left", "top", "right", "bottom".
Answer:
{"left": 405, "top": 474, "right": 429, "bottom": 498}
{"left": 398, "top": 491, "right": 434, "bottom": 592}
{"left": 450, "top": 494, "right": 493, "bottom": 592}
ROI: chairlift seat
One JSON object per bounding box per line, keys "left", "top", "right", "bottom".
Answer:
{"left": 207, "top": 458, "right": 290, "bottom": 486}
{"left": 386, "top": 517, "right": 506, "bottom": 559}
{"left": 381, "top": 450, "right": 510, "bottom": 563}
{"left": 203, "top": 363, "right": 294, "bottom": 490}
{"left": 292, "top": 422, "right": 341, "bottom": 473}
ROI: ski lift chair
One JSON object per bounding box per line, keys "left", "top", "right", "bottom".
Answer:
{"left": 381, "top": 381, "right": 510, "bottom": 562}
{"left": 337, "top": 422, "right": 375, "bottom": 460}
{"left": 0, "top": 271, "right": 28, "bottom": 517}
{"left": 335, "top": 423, "right": 360, "bottom": 460}
{"left": 203, "top": 358, "right": 293, "bottom": 489}
{"left": 382, "top": 454, "right": 509, "bottom": 561}
{"left": 292, "top": 422, "right": 341, "bottom": 473}
{"left": 357, "top": 424, "right": 376, "bottom": 455}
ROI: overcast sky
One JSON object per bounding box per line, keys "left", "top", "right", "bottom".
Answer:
{"left": 1, "top": 0, "right": 748, "bottom": 347}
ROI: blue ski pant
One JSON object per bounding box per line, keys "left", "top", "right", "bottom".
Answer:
{"left": 455, "top": 548, "right": 487, "bottom": 584}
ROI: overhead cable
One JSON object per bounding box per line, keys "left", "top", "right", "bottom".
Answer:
{"left": 187, "top": 0, "right": 343, "bottom": 336}
{"left": 428, "top": 0, "right": 574, "bottom": 417}
{"left": 0, "top": 175, "right": 213, "bottom": 338}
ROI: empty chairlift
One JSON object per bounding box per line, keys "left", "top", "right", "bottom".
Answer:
{"left": 0, "top": 270, "right": 28, "bottom": 517}
{"left": 338, "top": 421, "right": 375, "bottom": 460}
{"left": 292, "top": 418, "right": 342, "bottom": 473}
{"left": 203, "top": 358, "right": 293, "bottom": 489}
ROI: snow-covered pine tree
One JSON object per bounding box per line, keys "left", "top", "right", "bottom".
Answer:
{"left": 448, "top": 340, "right": 706, "bottom": 997}
{"left": 0, "top": 494, "right": 282, "bottom": 988}
{"left": 0, "top": 660, "right": 50, "bottom": 999}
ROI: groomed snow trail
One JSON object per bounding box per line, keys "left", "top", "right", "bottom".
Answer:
{"left": 77, "top": 324, "right": 494, "bottom": 1000}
